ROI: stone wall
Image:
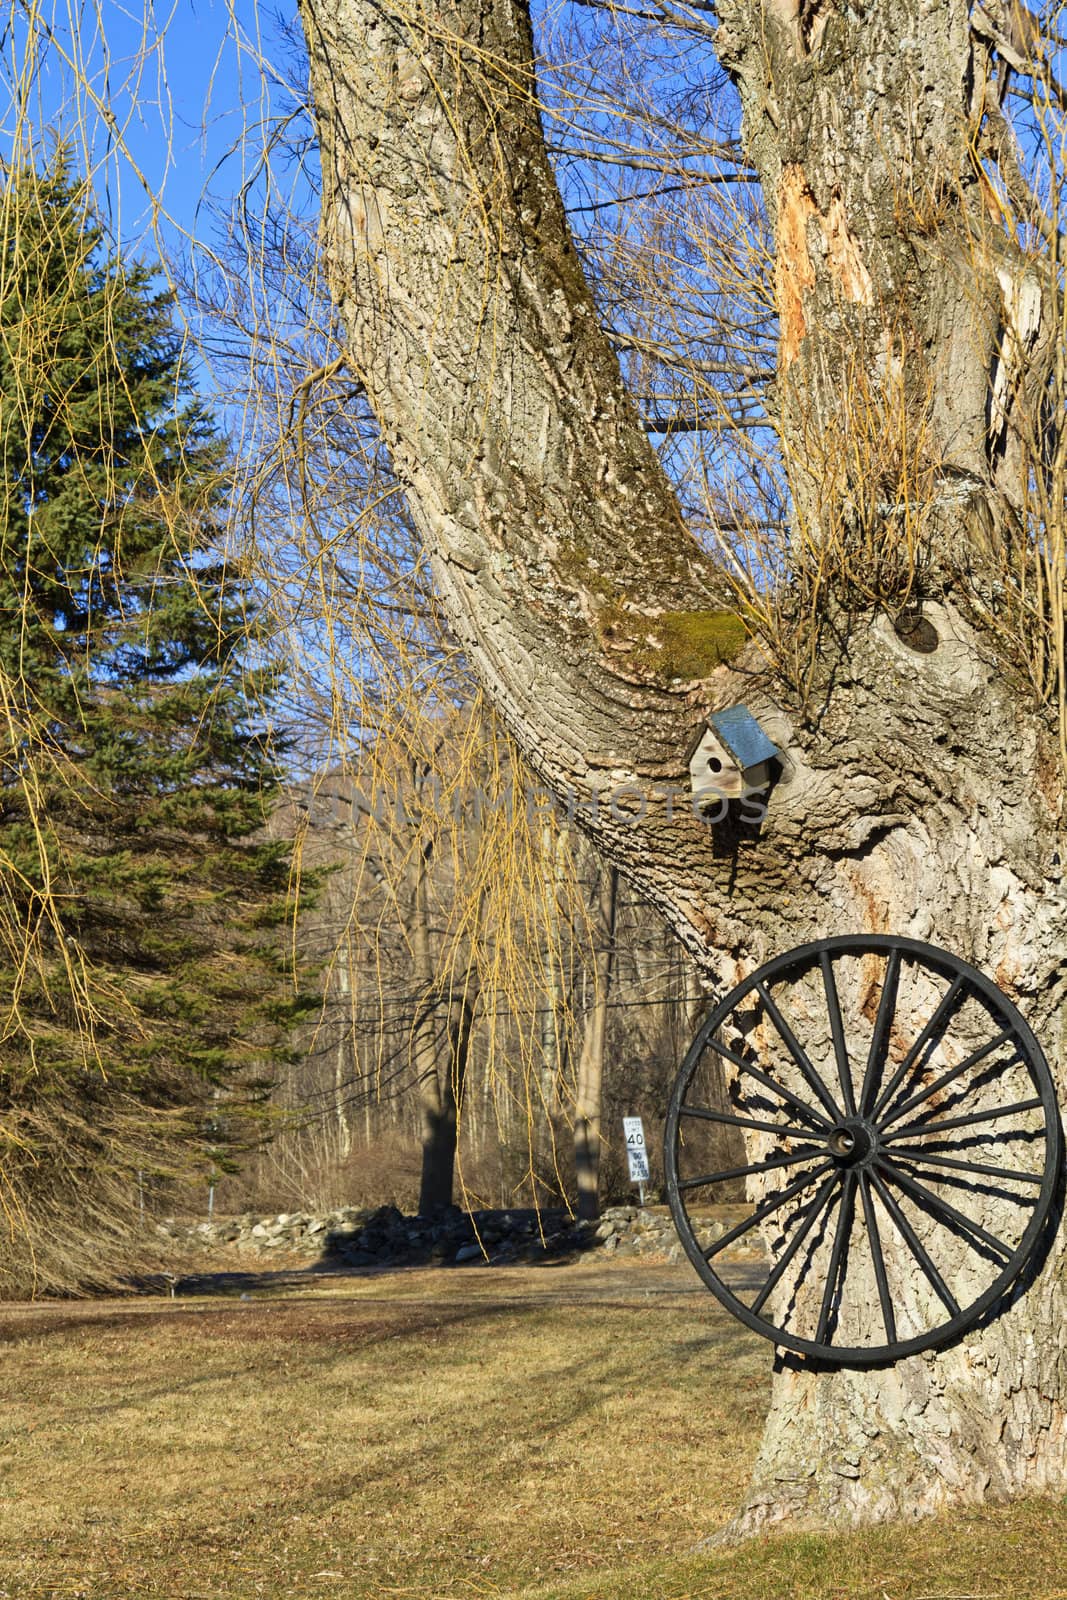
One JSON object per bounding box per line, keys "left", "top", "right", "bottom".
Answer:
{"left": 156, "top": 1202, "right": 749, "bottom": 1268}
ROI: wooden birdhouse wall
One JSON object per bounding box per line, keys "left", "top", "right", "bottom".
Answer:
{"left": 689, "top": 728, "right": 743, "bottom": 801}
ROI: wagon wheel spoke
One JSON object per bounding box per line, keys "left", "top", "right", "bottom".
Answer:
{"left": 703, "top": 1162, "right": 835, "bottom": 1260}
{"left": 877, "top": 1158, "right": 1014, "bottom": 1263}
{"left": 868, "top": 1168, "right": 961, "bottom": 1318}
{"left": 883, "top": 1146, "right": 1044, "bottom": 1187}
{"left": 755, "top": 980, "right": 843, "bottom": 1123}
{"left": 881, "top": 1028, "right": 1017, "bottom": 1128}
{"left": 859, "top": 1171, "right": 896, "bottom": 1344}
{"left": 751, "top": 1173, "right": 839, "bottom": 1317}
{"left": 882, "top": 1096, "right": 1044, "bottom": 1144}
{"left": 679, "top": 1104, "right": 821, "bottom": 1140}
{"left": 677, "top": 1145, "right": 827, "bottom": 1190}
{"left": 703, "top": 1034, "right": 834, "bottom": 1133}
{"left": 665, "top": 935, "right": 1061, "bottom": 1367}
{"left": 815, "top": 1170, "right": 858, "bottom": 1347}
{"left": 820, "top": 950, "right": 856, "bottom": 1117}
{"left": 870, "top": 975, "right": 966, "bottom": 1121}
{"left": 858, "top": 946, "right": 901, "bottom": 1116}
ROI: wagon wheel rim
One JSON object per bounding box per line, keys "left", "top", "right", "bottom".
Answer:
{"left": 664, "top": 935, "right": 1063, "bottom": 1366}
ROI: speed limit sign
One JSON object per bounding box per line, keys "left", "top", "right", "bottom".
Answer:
{"left": 623, "top": 1117, "right": 650, "bottom": 1184}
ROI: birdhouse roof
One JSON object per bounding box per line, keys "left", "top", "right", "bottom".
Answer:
{"left": 707, "top": 704, "right": 778, "bottom": 770}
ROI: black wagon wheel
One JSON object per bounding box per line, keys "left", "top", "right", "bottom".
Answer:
{"left": 664, "top": 935, "right": 1062, "bottom": 1366}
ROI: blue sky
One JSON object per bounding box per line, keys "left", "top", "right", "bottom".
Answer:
{"left": 4, "top": 0, "right": 767, "bottom": 528}
{"left": 3, "top": 0, "right": 298, "bottom": 262}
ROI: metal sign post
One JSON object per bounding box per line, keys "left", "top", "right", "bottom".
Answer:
{"left": 623, "top": 1116, "right": 650, "bottom": 1206}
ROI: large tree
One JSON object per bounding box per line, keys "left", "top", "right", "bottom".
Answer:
{"left": 0, "top": 154, "right": 307, "bottom": 1292}
{"left": 295, "top": 0, "right": 1067, "bottom": 1534}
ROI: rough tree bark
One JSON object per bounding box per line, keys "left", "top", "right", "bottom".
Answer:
{"left": 297, "top": 0, "right": 1067, "bottom": 1533}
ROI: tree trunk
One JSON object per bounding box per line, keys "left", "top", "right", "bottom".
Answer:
{"left": 574, "top": 863, "right": 617, "bottom": 1220}
{"left": 408, "top": 825, "right": 475, "bottom": 1216}
{"left": 298, "top": 0, "right": 1067, "bottom": 1534}
{"left": 334, "top": 933, "right": 354, "bottom": 1163}
{"left": 415, "top": 990, "right": 473, "bottom": 1216}
{"left": 539, "top": 822, "right": 568, "bottom": 1116}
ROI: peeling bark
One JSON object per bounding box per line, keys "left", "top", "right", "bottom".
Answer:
{"left": 298, "top": 0, "right": 1067, "bottom": 1535}
{"left": 776, "top": 166, "right": 819, "bottom": 367}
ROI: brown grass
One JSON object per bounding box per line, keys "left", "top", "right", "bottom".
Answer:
{"left": 0, "top": 1259, "right": 1061, "bottom": 1599}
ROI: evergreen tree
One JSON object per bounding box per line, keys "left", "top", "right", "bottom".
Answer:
{"left": 0, "top": 152, "right": 308, "bottom": 1291}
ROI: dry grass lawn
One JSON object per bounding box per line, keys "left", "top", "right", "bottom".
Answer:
{"left": 0, "top": 1257, "right": 1062, "bottom": 1599}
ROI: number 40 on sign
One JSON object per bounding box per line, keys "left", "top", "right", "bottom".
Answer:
{"left": 623, "top": 1116, "right": 650, "bottom": 1202}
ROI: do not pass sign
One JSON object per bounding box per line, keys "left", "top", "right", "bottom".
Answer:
{"left": 623, "top": 1116, "right": 650, "bottom": 1184}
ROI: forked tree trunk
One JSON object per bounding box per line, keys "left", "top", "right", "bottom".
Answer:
{"left": 298, "top": 0, "right": 1067, "bottom": 1533}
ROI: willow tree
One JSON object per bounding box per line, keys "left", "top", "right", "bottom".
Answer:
{"left": 295, "top": 0, "right": 1067, "bottom": 1533}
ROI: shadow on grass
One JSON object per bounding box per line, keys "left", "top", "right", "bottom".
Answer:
{"left": 162, "top": 1204, "right": 608, "bottom": 1296}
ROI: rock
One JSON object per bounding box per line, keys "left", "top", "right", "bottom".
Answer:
{"left": 152, "top": 1199, "right": 704, "bottom": 1269}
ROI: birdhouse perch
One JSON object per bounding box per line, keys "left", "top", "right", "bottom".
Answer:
{"left": 687, "top": 703, "right": 779, "bottom": 806}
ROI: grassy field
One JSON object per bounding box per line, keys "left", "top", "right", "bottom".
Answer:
{"left": 0, "top": 1257, "right": 1062, "bottom": 1599}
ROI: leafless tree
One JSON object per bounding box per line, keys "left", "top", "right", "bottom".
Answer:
{"left": 295, "top": 0, "right": 1067, "bottom": 1538}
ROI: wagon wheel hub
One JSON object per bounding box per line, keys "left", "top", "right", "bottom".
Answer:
{"left": 828, "top": 1119, "right": 876, "bottom": 1166}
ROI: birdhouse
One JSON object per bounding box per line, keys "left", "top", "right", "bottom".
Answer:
{"left": 687, "top": 703, "right": 779, "bottom": 806}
